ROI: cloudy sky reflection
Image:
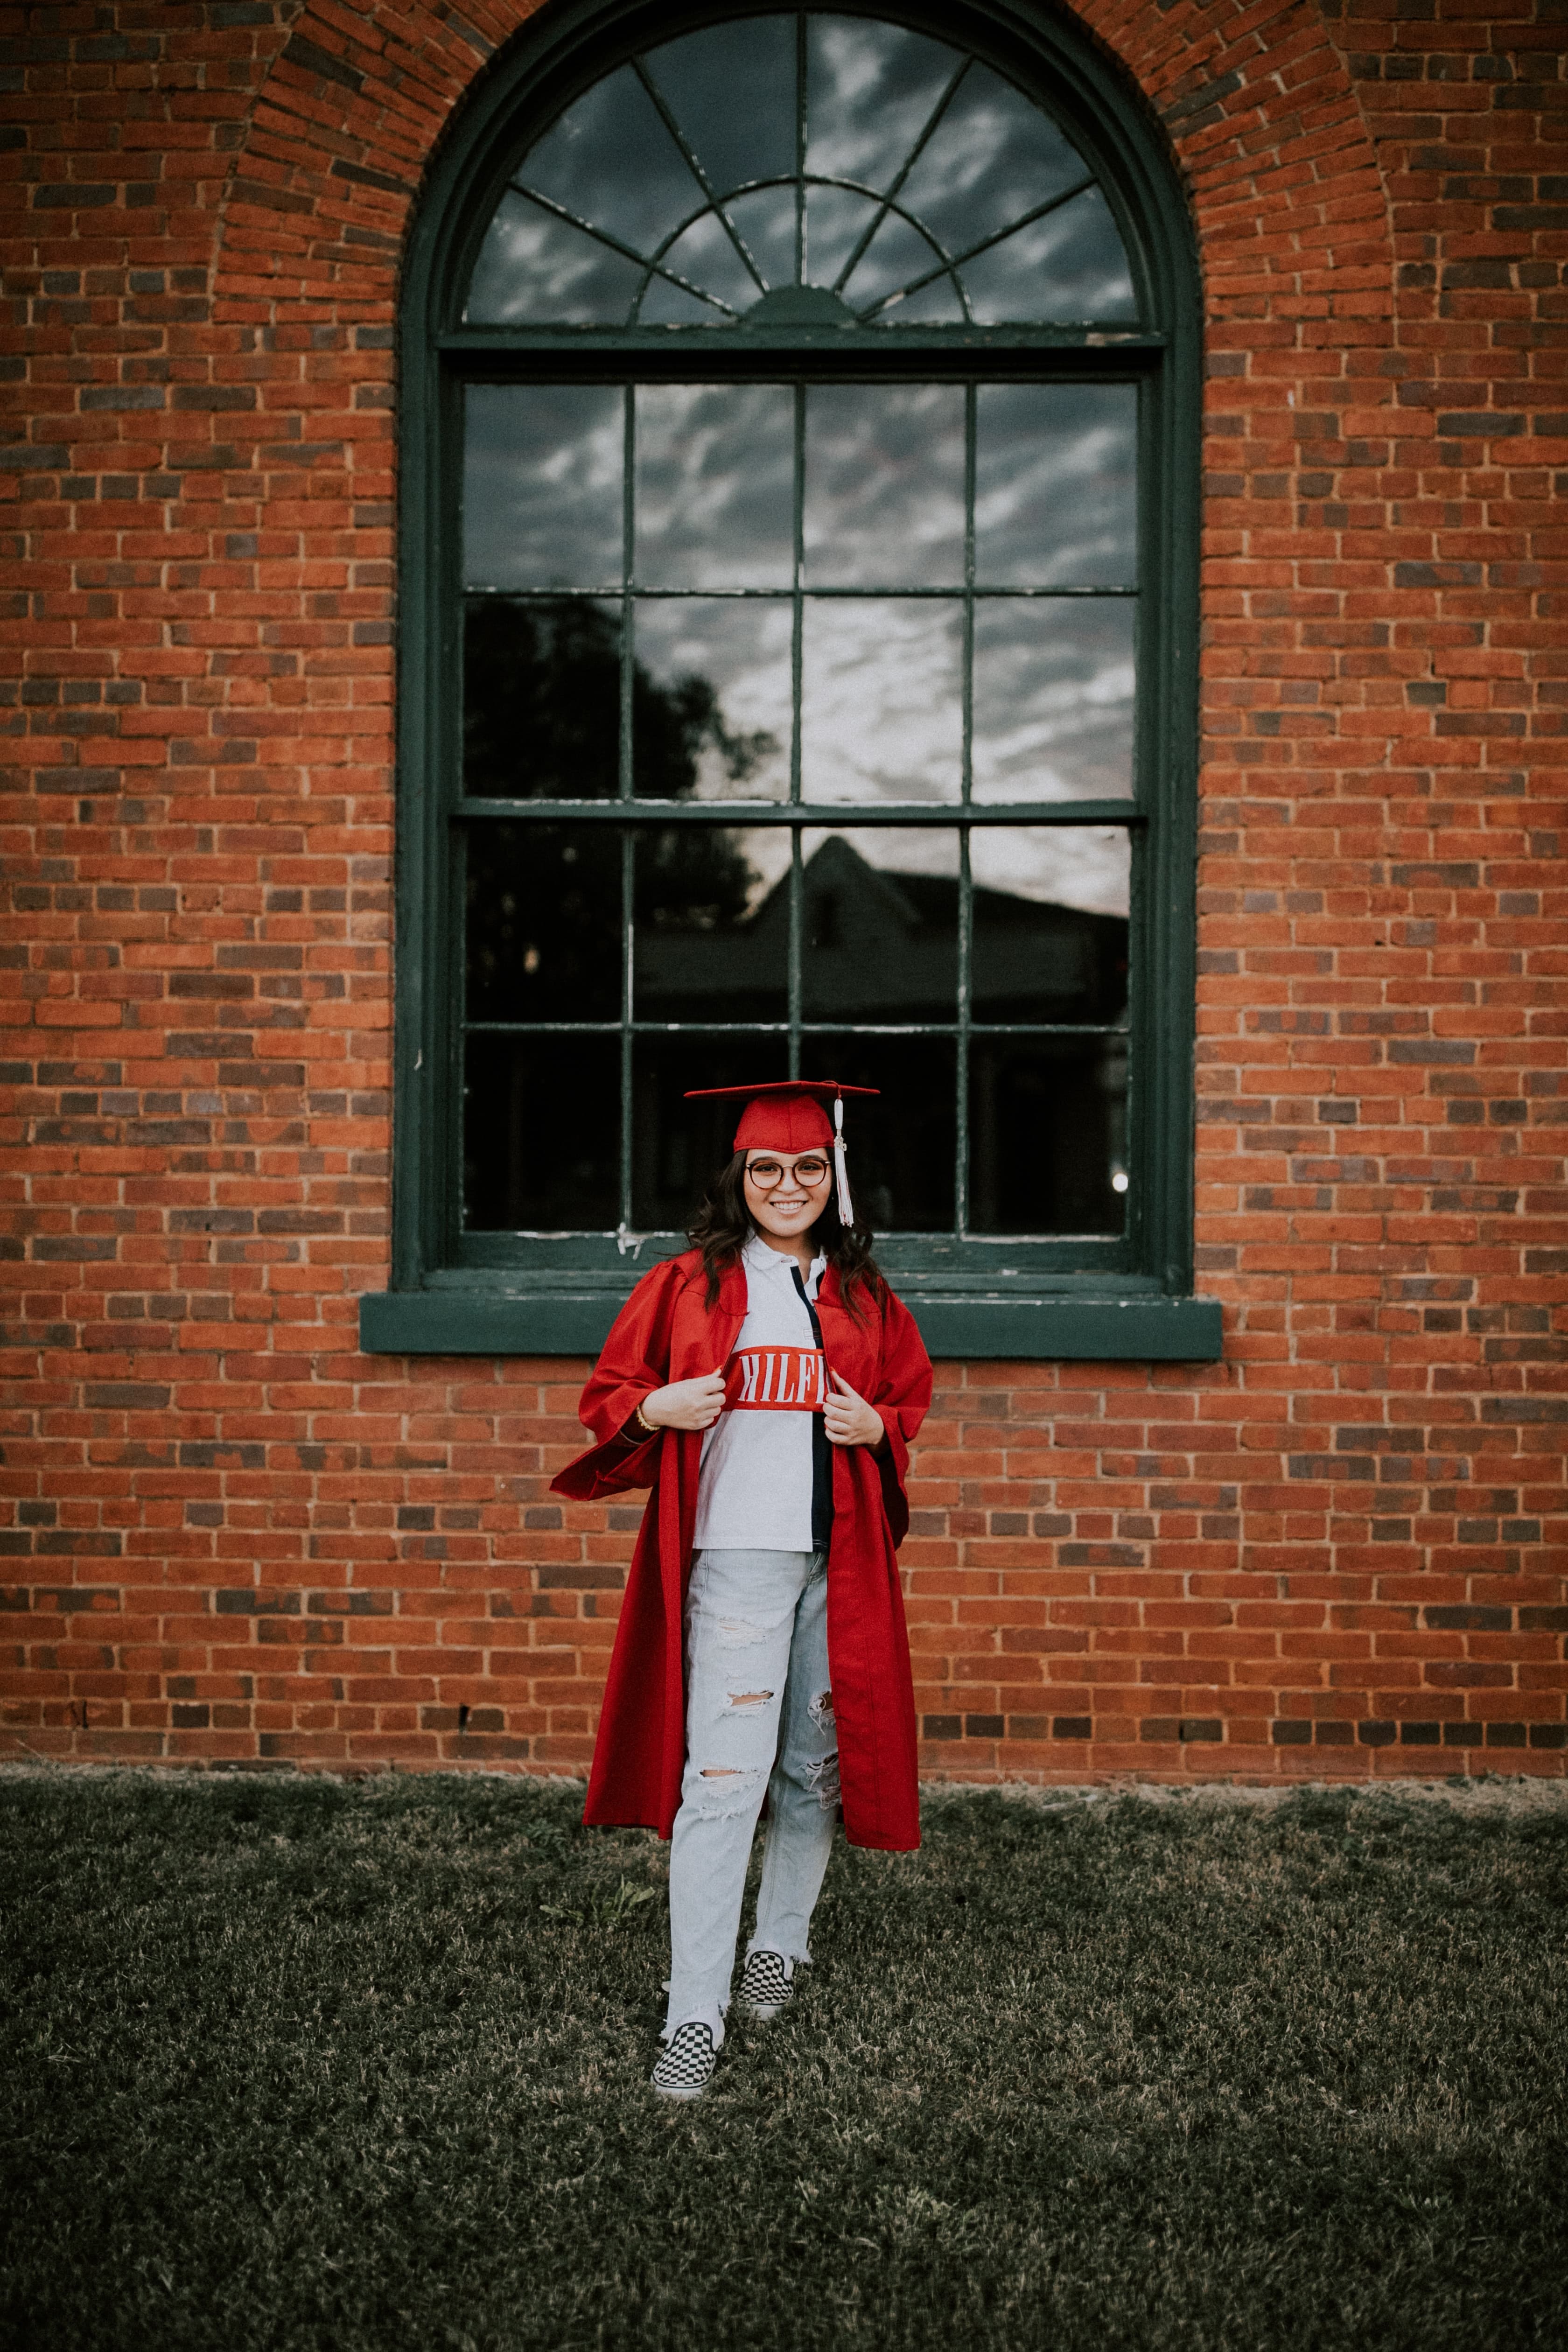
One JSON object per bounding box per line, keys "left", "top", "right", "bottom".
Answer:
{"left": 465, "top": 378, "right": 1137, "bottom": 907}
{"left": 463, "top": 12, "right": 1137, "bottom": 326}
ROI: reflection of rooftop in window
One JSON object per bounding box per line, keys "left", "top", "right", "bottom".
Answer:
{"left": 465, "top": 14, "right": 1138, "bottom": 329}
{"left": 635, "top": 834, "right": 1129, "bottom": 1028}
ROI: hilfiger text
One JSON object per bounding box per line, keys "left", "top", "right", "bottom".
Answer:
{"left": 723, "top": 1348, "right": 828, "bottom": 1412}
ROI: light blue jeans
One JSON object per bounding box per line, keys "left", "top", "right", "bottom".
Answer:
{"left": 663, "top": 1548, "right": 839, "bottom": 2045}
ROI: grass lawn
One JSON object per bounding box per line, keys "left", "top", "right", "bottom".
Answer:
{"left": 2, "top": 1769, "right": 1565, "bottom": 2352}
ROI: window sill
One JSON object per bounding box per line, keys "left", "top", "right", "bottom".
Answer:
{"left": 358, "top": 1286, "right": 1221, "bottom": 1362}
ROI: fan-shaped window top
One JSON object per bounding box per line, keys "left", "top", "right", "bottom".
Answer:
{"left": 466, "top": 14, "right": 1138, "bottom": 329}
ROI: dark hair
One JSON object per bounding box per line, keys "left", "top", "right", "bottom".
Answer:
{"left": 688, "top": 1151, "right": 887, "bottom": 1319}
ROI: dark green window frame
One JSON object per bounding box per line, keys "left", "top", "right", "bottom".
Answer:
{"left": 363, "top": 0, "right": 1218, "bottom": 1361}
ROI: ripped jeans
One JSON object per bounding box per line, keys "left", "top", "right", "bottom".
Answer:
{"left": 664, "top": 1547, "right": 838, "bottom": 2045}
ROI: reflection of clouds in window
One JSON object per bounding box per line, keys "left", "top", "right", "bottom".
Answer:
{"left": 517, "top": 65, "right": 695, "bottom": 262}
{"left": 706, "top": 187, "right": 798, "bottom": 297}
{"left": 972, "top": 603, "right": 1135, "bottom": 804}
{"left": 825, "top": 206, "right": 960, "bottom": 319}
{"left": 804, "top": 191, "right": 965, "bottom": 319}
{"left": 725, "top": 829, "right": 965, "bottom": 926}
{"left": 639, "top": 213, "right": 758, "bottom": 323}
{"left": 463, "top": 385, "right": 623, "bottom": 589}
{"left": 971, "top": 825, "right": 1130, "bottom": 923}
{"left": 804, "top": 385, "right": 965, "bottom": 587}
{"left": 634, "top": 602, "right": 792, "bottom": 804}
{"left": 462, "top": 14, "right": 1139, "bottom": 328}
{"left": 962, "top": 187, "right": 1135, "bottom": 325}
{"left": 465, "top": 190, "right": 643, "bottom": 325}
{"left": 805, "top": 18, "right": 961, "bottom": 197}
{"left": 893, "top": 62, "right": 1089, "bottom": 257}
{"left": 735, "top": 824, "right": 1127, "bottom": 965}
{"left": 644, "top": 15, "right": 797, "bottom": 207}
{"left": 976, "top": 385, "right": 1137, "bottom": 587}
{"left": 802, "top": 601, "right": 964, "bottom": 804}
{"left": 637, "top": 386, "right": 794, "bottom": 588}
{"left": 792, "top": 822, "right": 1127, "bottom": 923}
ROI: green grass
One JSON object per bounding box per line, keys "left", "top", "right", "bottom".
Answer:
{"left": 3, "top": 1770, "right": 1566, "bottom": 2352}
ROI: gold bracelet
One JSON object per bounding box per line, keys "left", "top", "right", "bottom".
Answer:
{"left": 633, "top": 1400, "right": 657, "bottom": 1435}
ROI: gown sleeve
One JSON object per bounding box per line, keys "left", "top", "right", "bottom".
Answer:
{"left": 867, "top": 1288, "right": 934, "bottom": 1549}
{"left": 549, "top": 1255, "right": 693, "bottom": 1501}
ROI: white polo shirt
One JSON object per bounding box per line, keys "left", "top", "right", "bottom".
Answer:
{"left": 693, "top": 1232, "right": 829, "bottom": 1555}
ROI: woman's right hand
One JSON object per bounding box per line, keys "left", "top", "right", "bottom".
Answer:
{"left": 638, "top": 1370, "right": 726, "bottom": 1431}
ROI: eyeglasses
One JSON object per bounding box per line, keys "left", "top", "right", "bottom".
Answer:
{"left": 745, "top": 1155, "right": 831, "bottom": 1191}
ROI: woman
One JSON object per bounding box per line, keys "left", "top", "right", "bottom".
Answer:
{"left": 551, "top": 1079, "right": 933, "bottom": 2099}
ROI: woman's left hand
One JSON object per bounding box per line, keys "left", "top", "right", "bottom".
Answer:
{"left": 823, "top": 1369, "right": 885, "bottom": 1449}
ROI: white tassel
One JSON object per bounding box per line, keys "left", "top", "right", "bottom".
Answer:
{"left": 833, "top": 1093, "right": 853, "bottom": 1227}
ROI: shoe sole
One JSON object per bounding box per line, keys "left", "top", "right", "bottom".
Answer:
{"left": 651, "top": 2079, "right": 709, "bottom": 2100}
{"left": 736, "top": 1998, "right": 788, "bottom": 2021}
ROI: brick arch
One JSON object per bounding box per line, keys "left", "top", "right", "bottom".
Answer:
{"left": 211, "top": 0, "right": 1392, "bottom": 334}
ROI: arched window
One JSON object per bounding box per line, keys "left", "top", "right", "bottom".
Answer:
{"left": 368, "top": 4, "right": 1216, "bottom": 1361}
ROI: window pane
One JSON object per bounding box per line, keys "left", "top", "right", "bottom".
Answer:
{"left": 963, "top": 186, "right": 1136, "bottom": 324}
{"left": 971, "top": 602, "right": 1135, "bottom": 803}
{"left": 969, "top": 1036, "right": 1126, "bottom": 1235}
{"left": 705, "top": 186, "right": 798, "bottom": 300}
{"left": 464, "top": 385, "right": 623, "bottom": 592}
{"left": 969, "top": 828, "right": 1130, "bottom": 1024}
{"left": 802, "top": 599, "right": 963, "bottom": 803}
{"left": 633, "top": 826, "right": 785, "bottom": 1023}
{"left": 632, "top": 601, "right": 791, "bottom": 801}
{"left": 464, "top": 1033, "right": 620, "bottom": 1231}
{"left": 637, "top": 215, "right": 757, "bottom": 325}
{"left": 800, "top": 1035, "right": 956, "bottom": 1232}
{"left": 514, "top": 65, "right": 696, "bottom": 269}
{"left": 814, "top": 197, "right": 965, "bottom": 323}
{"left": 632, "top": 1032, "right": 791, "bottom": 1230}
{"left": 894, "top": 62, "right": 1090, "bottom": 261}
{"left": 975, "top": 384, "right": 1136, "bottom": 588}
{"left": 465, "top": 822, "right": 623, "bottom": 1024}
{"left": 804, "top": 385, "right": 965, "bottom": 587}
{"left": 800, "top": 829, "right": 958, "bottom": 1022}
{"left": 636, "top": 385, "right": 794, "bottom": 588}
{"left": 464, "top": 190, "right": 644, "bottom": 326}
{"left": 643, "top": 18, "right": 797, "bottom": 210}
{"left": 805, "top": 16, "right": 963, "bottom": 201}
{"left": 464, "top": 598, "right": 622, "bottom": 800}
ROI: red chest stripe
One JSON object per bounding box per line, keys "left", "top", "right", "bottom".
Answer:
{"left": 724, "top": 1347, "right": 827, "bottom": 1413}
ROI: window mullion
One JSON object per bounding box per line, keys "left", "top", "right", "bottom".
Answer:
{"left": 789, "top": 377, "right": 808, "bottom": 1076}
{"left": 620, "top": 828, "right": 634, "bottom": 1231}
{"left": 620, "top": 385, "right": 635, "bottom": 1230}
{"left": 955, "top": 385, "right": 977, "bottom": 1236}
{"left": 788, "top": 829, "right": 803, "bottom": 1081}
{"left": 794, "top": 14, "right": 808, "bottom": 287}
{"left": 620, "top": 384, "right": 635, "bottom": 804}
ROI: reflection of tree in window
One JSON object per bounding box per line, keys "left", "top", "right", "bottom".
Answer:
{"left": 464, "top": 606, "right": 774, "bottom": 1031}
{"left": 463, "top": 625, "right": 776, "bottom": 1226}
{"left": 463, "top": 595, "right": 777, "bottom": 800}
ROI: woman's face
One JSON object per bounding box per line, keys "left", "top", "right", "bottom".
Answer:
{"left": 743, "top": 1149, "right": 832, "bottom": 1245}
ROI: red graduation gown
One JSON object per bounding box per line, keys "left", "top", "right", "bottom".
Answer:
{"left": 550, "top": 1247, "right": 933, "bottom": 1852}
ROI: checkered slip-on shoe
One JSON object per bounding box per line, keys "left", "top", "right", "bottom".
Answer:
{"left": 736, "top": 1948, "right": 794, "bottom": 2021}
{"left": 650, "top": 2021, "right": 718, "bottom": 2100}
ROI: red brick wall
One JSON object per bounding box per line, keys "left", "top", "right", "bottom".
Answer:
{"left": 2, "top": 0, "right": 1563, "bottom": 1782}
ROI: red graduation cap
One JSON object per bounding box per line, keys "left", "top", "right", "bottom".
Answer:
{"left": 684, "top": 1079, "right": 878, "bottom": 1225}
